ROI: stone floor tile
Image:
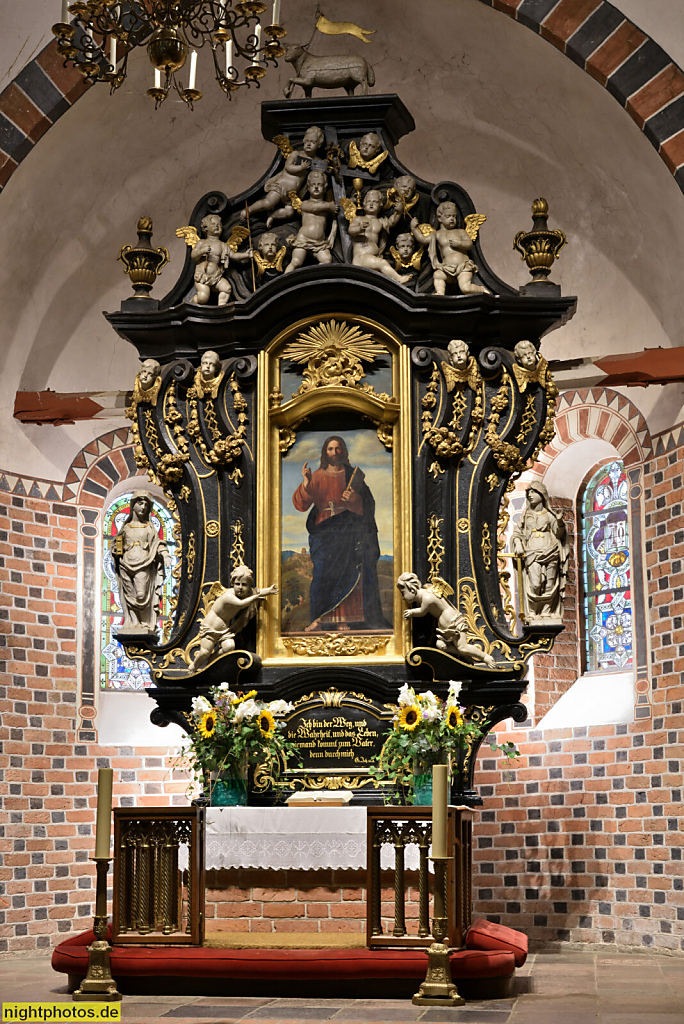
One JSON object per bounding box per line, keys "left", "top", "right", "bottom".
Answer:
{"left": 418, "top": 1011, "right": 511, "bottom": 1024}
{"left": 244, "top": 1010, "right": 343, "bottom": 1020}
{"left": 193, "top": 999, "right": 275, "bottom": 1006}
{"left": 162, "top": 1010, "right": 251, "bottom": 1019}
{"left": 599, "top": 1016, "right": 684, "bottom": 1024}
{"left": 122, "top": 1004, "right": 179, "bottom": 1019}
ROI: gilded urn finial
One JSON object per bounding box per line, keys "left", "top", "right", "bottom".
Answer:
{"left": 513, "top": 197, "right": 567, "bottom": 295}
{"left": 118, "top": 217, "right": 170, "bottom": 300}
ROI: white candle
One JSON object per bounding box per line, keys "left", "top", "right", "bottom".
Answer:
{"left": 252, "top": 25, "right": 261, "bottom": 64}
{"left": 61, "top": 0, "right": 69, "bottom": 23}
{"left": 94, "top": 768, "right": 113, "bottom": 860}
{"left": 431, "top": 764, "right": 448, "bottom": 859}
{"left": 272, "top": 0, "right": 281, "bottom": 25}
{"left": 188, "top": 49, "right": 198, "bottom": 89}
{"left": 226, "top": 39, "right": 233, "bottom": 76}
{"left": 154, "top": 67, "right": 161, "bottom": 89}
{"left": 109, "top": 36, "right": 116, "bottom": 68}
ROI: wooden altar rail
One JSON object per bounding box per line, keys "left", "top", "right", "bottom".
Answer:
{"left": 366, "top": 806, "right": 473, "bottom": 949}
{"left": 112, "top": 807, "right": 205, "bottom": 945}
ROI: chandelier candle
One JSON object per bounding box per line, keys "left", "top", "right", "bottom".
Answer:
{"left": 226, "top": 39, "right": 233, "bottom": 75}
{"left": 94, "top": 768, "right": 113, "bottom": 860}
{"left": 252, "top": 25, "right": 261, "bottom": 64}
{"left": 188, "top": 50, "right": 198, "bottom": 90}
{"left": 432, "top": 764, "right": 448, "bottom": 859}
{"left": 61, "top": 0, "right": 68, "bottom": 23}
{"left": 272, "top": 0, "right": 281, "bottom": 24}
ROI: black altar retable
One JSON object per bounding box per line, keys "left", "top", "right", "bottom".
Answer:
{"left": 106, "top": 94, "right": 575, "bottom": 804}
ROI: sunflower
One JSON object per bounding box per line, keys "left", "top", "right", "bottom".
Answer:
{"left": 232, "top": 689, "right": 258, "bottom": 704}
{"left": 199, "top": 710, "right": 217, "bottom": 738}
{"left": 446, "top": 705, "right": 463, "bottom": 730}
{"left": 259, "top": 709, "right": 276, "bottom": 739}
{"left": 398, "top": 704, "right": 421, "bottom": 731}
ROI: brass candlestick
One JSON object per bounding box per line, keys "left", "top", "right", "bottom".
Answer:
{"left": 72, "top": 857, "right": 122, "bottom": 1002}
{"left": 412, "top": 855, "right": 464, "bottom": 1007}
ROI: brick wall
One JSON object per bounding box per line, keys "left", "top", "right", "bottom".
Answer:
{"left": 470, "top": 447, "right": 684, "bottom": 954}
{"left": 205, "top": 869, "right": 367, "bottom": 934}
{"left": 0, "top": 441, "right": 682, "bottom": 955}
{"left": 0, "top": 494, "right": 185, "bottom": 954}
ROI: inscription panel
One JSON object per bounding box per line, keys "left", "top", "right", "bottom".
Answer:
{"left": 254, "top": 689, "right": 394, "bottom": 798}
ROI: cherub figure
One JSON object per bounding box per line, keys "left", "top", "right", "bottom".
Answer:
{"left": 347, "top": 189, "right": 411, "bottom": 284}
{"left": 514, "top": 340, "right": 538, "bottom": 370}
{"left": 132, "top": 358, "right": 162, "bottom": 406}
{"left": 177, "top": 215, "right": 252, "bottom": 307}
{"left": 284, "top": 170, "right": 338, "bottom": 273}
{"left": 428, "top": 202, "right": 491, "bottom": 296}
{"left": 247, "top": 127, "right": 325, "bottom": 226}
{"left": 190, "top": 565, "right": 278, "bottom": 672}
{"left": 348, "top": 132, "right": 388, "bottom": 175}
{"left": 511, "top": 340, "right": 553, "bottom": 393}
{"left": 193, "top": 350, "right": 223, "bottom": 399}
{"left": 389, "top": 222, "right": 426, "bottom": 274}
{"left": 441, "top": 339, "right": 481, "bottom": 393}
{"left": 386, "top": 175, "right": 419, "bottom": 218}
{"left": 396, "top": 572, "right": 496, "bottom": 668}
{"left": 253, "top": 232, "right": 287, "bottom": 276}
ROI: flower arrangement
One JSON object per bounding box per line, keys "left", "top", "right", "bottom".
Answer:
{"left": 369, "top": 682, "right": 519, "bottom": 801}
{"left": 180, "top": 685, "right": 300, "bottom": 799}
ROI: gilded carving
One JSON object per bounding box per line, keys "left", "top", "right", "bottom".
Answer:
{"left": 188, "top": 369, "right": 248, "bottom": 471}
{"left": 230, "top": 520, "right": 246, "bottom": 569}
{"left": 282, "top": 634, "right": 391, "bottom": 657}
{"left": 186, "top": 531, "right": 196, "bottom": 579}
{"left": 423, "top": 343, "right": 483, "bottom": 461}
{"left": 426, "top": 514, "right": 445, "bottom": 583}
{"left": 205, "top": 520, "right": 219, "bottom": 537}
{"left": 481, "top": 522, "right": 492, "bottom": 572}
{"left": 282, "top": 319, "right": 387, "bottom": 395}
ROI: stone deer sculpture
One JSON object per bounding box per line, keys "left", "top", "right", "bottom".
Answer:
{"left": 283, "top": 44, "right": 375, "bottom": 98}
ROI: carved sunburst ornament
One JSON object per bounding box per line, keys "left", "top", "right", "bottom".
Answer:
{"left": 282, "top": 319, "right": 386, "bottom": 395}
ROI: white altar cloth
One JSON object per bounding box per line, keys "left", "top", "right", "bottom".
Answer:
{"left": 196, "top": 807, "right": 426, "bottom": 872}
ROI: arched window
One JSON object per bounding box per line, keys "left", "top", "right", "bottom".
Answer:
{"left": 580, "top": 460, "right": 633, "bottom": 672}
{"left": 100, "top": 491, "right": 177, "bottom": 691}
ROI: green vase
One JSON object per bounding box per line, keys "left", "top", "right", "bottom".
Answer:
{"left": 412, "top": 771, "right": 433, "bottom": 806}
{"left": 210, "top": 770, "right": 248, "bottom": 806}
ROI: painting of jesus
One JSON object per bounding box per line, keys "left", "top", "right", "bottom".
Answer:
{"left": 281, "top": 429, "right": 393, "bottom": 634}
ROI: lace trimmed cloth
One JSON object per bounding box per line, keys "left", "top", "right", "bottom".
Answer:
{"left": 180, "top": 807, "right": 426, "bottom": 871}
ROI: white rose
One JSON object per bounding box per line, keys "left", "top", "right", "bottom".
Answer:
{"left": 419, "top": 690, "right": 439, "bottom": 707}
{"left": 397, "top": 684, "right": 415, "bottom": 707}
{"left": 234, "top": 698, "right": 260, "bottom": 721}
{"left": 421, "top": 705, "right": 439, "bottom": 722}
{"left": 215, "top": 683, "right": 237, "bottom": 700}
{"left": 191, "top": 695, "right": 212, "bottom": 717}
{"left": 447, "top": 680, "right": 462, "bottom": 701}
{"left": 269, "top": 700, "right": 294, "bottom": 715}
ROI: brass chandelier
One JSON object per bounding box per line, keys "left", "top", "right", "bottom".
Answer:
{"left": 52, "top": 1, "right": 286, "bottom": 109}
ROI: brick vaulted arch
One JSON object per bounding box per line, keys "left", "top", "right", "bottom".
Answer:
{"left": 1, "top": 2, "right": 684, "bottom": 195}
{"left": 535, "top": 386, "right": 653, "bottom": 471}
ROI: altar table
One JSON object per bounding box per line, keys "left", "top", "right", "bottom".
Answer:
{"left": 201, "top": 806, "right": 424, "bottom": 871}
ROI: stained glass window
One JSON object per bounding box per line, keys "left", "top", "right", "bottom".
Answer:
{"left": 100, "top": 492, "right": 177, "bottom": 691}
{"left": 581, "top": 460, "right": 633, "bottom": 672}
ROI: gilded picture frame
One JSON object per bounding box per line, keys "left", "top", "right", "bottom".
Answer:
{"left": 257, "top": 314, "right": 412, "bottom": 664}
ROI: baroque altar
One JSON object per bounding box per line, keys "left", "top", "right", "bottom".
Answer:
{"left": 107, "top": 93, "right": 575, "bottom": 805}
